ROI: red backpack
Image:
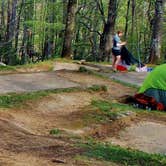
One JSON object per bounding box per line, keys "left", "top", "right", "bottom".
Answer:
{"left": 133, "top": 93, "right": 165, "bottom": 111}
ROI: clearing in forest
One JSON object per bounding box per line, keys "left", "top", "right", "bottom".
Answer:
{"left": 0, "top": 64, "right": 165, "bottom": 166}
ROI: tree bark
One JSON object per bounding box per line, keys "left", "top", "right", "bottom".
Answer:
{"left": 149, "top": 0, "right": 164, "bottom": 63}
{"left": 98, "top": 0, "right": 118, "bottom": 62}
{"left": 42, "top": 0, "right": 56, "bottom": 60}
{"left": 124, "top": 0, "right": 130, "bottom": 39}
{"left": 131, "top": 0, "right": 136, "bottom": 37}
{"left": 20, "top": 0, "right": 34, "bottom": 64}
{"left": 61, "top": 0, "right": 77, "bottom": 58}
{"left": 5, "top": 0, "right": 18, "bottom": 64}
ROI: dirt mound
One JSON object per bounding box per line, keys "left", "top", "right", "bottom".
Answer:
{"left": 0, "top": 118, "right": 82, "bottom": 166}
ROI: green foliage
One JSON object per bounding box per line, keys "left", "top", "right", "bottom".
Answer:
{"left": 0, "top": 65, "right": 16, "bottom": 71}
{"left": 128, "top": 65, "right": 137, "bottom": 71}
{"left": 0, "top": 0, "right": 165, "bottom": 65}
{"left": 25, "top": 21, "right": 64, "bottom": 32}
{"left": 82, "top": 142, "right": 166, "bottom": 166}
{"left": 88, "top": 85, "right": 107, "bottom": 92}
{"left": 49, "top": 128, "right": 61, "bottom": 135}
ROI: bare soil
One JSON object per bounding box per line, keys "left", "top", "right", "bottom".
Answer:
{"left": 0, "top": 69, "right": 165, "bottom": 165}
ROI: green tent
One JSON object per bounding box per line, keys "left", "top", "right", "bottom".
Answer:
{"left": 139, "top": 64, "right": 166, "bottom": 107}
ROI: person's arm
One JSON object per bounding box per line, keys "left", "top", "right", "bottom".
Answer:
{"left": 117, "top": 41, "right": 126, "bottom": 47}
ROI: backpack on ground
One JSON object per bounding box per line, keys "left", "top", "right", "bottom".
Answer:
{"left": 133, "top": 93, "right": 165, "bottom": 111}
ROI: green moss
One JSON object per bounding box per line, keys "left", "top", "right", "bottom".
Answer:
{"left": 82, "top": 142, "right": 166, "bottom": 166}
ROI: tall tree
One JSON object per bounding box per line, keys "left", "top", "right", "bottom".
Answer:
{"left": 131, "top": 0, "right": 136, "bottom": 38}
{"left": 20, "top": 0, "right": 34, "bottom": 64}
{"left": 149, "top": 0, "right": 165, "bottom": 63}
{"left": 42, "top": 0, "right": 56, "bottom": 60}
{"left": 5, "top": 0, "right": 18, "bottom": 64}
{"left": 61, "top": 0, "right": 77, "bottom": 58}
{"left": 98, "top": 0, "right": 118, "bottom": 62}
{"left": 124, "top": 0, "right": 130, "bottom": 39}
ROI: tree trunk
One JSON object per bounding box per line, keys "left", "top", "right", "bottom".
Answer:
{"left": 5, "top": 0, "right": 18, "bottom": 65}
{"left": 62, "top": 0, "right": 67, "bottom": 24}
{"left": 131, "top": 0, "right": 136, "bottom": 37}
{"left": 42, "top": 0, "right": 56, "bottom": 60}
{"left": 15, "top": 0, "right": 24, "bottom": 50}
{"left": 20, "top": 0, "right": 34, "bottom": 64}
{"left": 61, "top": 0, "right": 77, "bottom": 58}
{"left": 124, "top": 0, "right": 130, "bottom": 39}
{"left": 149, "top": 0, "right": 164, "bottom": 63}
{"left": 98, "top": 0, "right": 118, "bottom": 62}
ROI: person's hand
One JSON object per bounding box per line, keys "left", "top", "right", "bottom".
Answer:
{"left": 122, "top": 41, "right": 127, "bottom": 45}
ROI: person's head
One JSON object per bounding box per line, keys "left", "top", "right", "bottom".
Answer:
{"left": 117, "top": 31, "right": 123, "bottom": 37}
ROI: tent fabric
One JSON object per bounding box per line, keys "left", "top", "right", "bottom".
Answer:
{"left": 121, "top": 46, "right": 144, "bottom": 67}
{"left": 139, "top": 64, "right": 166, "bottom": 107}
{"left": 139, "top": 64, "right": 166, "bottom": 93}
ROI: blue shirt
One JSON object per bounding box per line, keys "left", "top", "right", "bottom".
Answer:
{"left": 113, "top": 34, "right": 121, "bottom": 50}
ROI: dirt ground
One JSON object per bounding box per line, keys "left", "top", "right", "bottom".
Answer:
{"left": 0, "top": 69, "right": 166, "bottom": 165}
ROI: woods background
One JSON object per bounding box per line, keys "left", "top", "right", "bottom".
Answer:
{"left": 0, "top": 0, "right": 165, "bottom": 65}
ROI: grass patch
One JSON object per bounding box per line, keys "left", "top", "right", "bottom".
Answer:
{"left": 82, "top": 142, "right": 166, "bottom": 166}
{"left": 15, "top": 60, "right": 54, "bottom": 71}
{"left": 91, "top": 100, "right": 113, "bottom": 112}
{"left": 83, "top": 100, "right": 128, "bottom": 123}
{"left": 0, "top": 86, "right": 106, "bottom": 108}
{"left": 0, "top": 91, "right": 49, "bottom": 108}
{"left": 49, "top": 128, "right": 61, "bottom": 135}
{"left": 0, "top": 65, "right": 16, "bottom": 71}
{"left": 0, "top": 60, "right": 55, "bottom": 74}
{"left": 82, "top": 98, "right": 162, "bottom": 124}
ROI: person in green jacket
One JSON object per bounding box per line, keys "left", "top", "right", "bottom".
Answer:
{"left": 139, "top": 64, "right": 166, "bottom": 107}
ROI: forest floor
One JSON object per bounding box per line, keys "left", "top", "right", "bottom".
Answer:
{"left": 0, "top": 61, "right": 166, "bottom": 165}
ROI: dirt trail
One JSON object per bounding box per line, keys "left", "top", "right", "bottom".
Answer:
{"left": 115, "top": 121, "right": 166, "bottom": 154}
{"left": 56, "top": 70, "right": 135, "bottom": 99}
{"left": 0, "top": 72, "right": 80, "bottom": 94}
{"left": 0, "top": 68, "right": 165, "bottom": 165}
{"left": 0, "top": 69, "right": 134, "bottom": 165}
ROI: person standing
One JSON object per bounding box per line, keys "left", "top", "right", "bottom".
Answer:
{"left": 112, "top": 31, "right": 126, "bottom": 71}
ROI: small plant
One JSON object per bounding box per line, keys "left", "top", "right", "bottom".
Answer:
{"left": 49, "top": 128, "right": 61, "bottom": 135}
{"left": 128, "top": 65, "right": 136, "bottom": 71}
{"left": 79, "top": 66, "right": 88, "bottom": 72}
{"left": 91, "top": 100, "right": 112, "bottom": 112}
{"left": 87, "top": 85, "right": 107, "bottom": 92}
